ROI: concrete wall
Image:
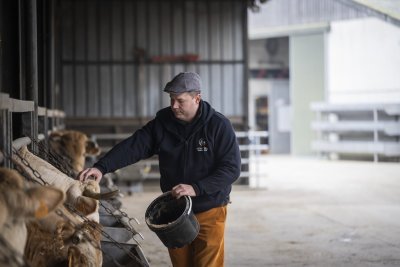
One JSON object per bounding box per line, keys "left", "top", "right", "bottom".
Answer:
{"left": 290, "top": 33, "right": 325, "bottom": 156}
{"left": 327, "top": 17, "right": 400, "bottom": 103}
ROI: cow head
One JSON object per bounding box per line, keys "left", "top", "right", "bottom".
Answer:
{"left": 0, "top": 168, "right": 64, "bottom": 255}
{"left": 49, "top": 130, "right": 101, "bottom": 175}
{"left": 25, "top": 212, "right": 103, "bottom": 267}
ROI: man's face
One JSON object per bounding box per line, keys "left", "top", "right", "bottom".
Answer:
{"left": 170, "top": 92, "right": 201, "bottom": 122}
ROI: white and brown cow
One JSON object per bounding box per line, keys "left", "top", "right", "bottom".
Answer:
{"left": 12, "top": 145, "right": 117, "bottom": 221}
{"left": 0, "top": 168, "right": 64, "bottom": 266}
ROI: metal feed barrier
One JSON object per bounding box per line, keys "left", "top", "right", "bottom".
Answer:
{"left": 8, "top": 136, "right": 149, "bottom": 267}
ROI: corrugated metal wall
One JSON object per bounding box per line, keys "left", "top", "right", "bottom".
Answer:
{"left": 249, "top": 0, "right": 371, "bottom": 28}
{"left": 59, "top": 0, "right": 246, "bottom": 119}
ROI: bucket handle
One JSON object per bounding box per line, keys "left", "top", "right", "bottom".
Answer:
{"left": 165, "top": 191, "right": 193, "bottom": 215}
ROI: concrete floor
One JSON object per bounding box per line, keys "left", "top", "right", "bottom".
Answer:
{"left": 121, "top": 156, "right": 400, "bottom": 267}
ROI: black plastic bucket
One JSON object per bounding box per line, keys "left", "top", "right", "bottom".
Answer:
{"left": 145, "top": 191, "right": 200, "bottom": 248}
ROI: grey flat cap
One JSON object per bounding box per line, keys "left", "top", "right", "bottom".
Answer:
{"left": 164, "top": 72, "right": 201, "bottom": 93}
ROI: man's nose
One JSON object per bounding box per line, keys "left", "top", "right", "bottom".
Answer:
{"left": 172, "top": 101, "right": 179, "bottom": 109}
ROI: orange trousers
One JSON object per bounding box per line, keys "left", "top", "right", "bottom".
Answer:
{"left": 168, "top": 205, "right": 227, "bottom": 267}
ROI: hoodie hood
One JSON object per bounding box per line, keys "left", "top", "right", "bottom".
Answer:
{"left": 156, "top": 100, "right": 215, "bottom": 137}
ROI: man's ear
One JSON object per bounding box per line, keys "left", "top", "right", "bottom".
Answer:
{"left": 196, "top": 94, "right": 201, "bottom": 103}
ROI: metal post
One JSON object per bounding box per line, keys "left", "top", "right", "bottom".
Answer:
{"left": 26, "top": 0, "right": 39, "bottom": 152}
{"left": 49, "top": 0, "right": 56, "bottom": 110}
{"left": 18, "top": 0, "right": 27, "bottom": 99}
{"left": 373, "top": 108, "right": 378, "bottom": 162}
{"left": 242, "top": 1, "right": 249, "bottom": 129}
{"left": 0, "top": 109, "right": 12, "bottom": 167}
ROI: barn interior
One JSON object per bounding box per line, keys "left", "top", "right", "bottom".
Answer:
{"left": 1, "top": 0, "right": 400, "bottom": 266}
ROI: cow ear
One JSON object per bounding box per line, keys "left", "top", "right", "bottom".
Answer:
{"left": 27, "top": 186, "right": 65, "bottom": 219}
{"left": 0, "top": 168, "right": 25, "bottom": 189}
{"left": 74, "top": 196, "right": 97, "bottom": 216}
{"left": 85, "top": 141, "right": 101, "bottom": 156}
{"left": 49, "top": 131, "right": 64, "bottom": 141}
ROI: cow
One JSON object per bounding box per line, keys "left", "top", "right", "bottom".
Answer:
{"left": 47, "top": 130, "right": 124, "bottom": 212}
{"left": 48, "top": 130, "right": 101, "bottom": 176}
{"left": 47, "top": 130, "right": 123, "bottom": 209}
{"left": 0, "top": 168, "right": 64, "bottom": 266}
{"left": 48, "top": 130, "right": 122, "bottom": 213}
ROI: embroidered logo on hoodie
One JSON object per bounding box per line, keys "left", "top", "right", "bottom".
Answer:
{"left": 196, "top": 138, "right": 208, "bottom": 152}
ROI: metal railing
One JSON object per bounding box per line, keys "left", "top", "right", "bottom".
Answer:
{"left": 311, "top": 102, "right": 400, "bottom": 162}
{"left": 0, "top": 93, "right": 66, "bottom": 167}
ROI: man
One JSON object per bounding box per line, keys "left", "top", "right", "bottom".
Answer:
{"left": 77, "top": 72, "right": 241, "bottom": 267}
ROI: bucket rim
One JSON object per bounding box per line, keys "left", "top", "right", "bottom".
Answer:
{"left": 145, "top": 191, "right": 192, "bottom": 230}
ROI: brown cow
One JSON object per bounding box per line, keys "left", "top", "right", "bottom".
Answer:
{"left": 0, "top": 168, "right": 64, "bottom": 264}
{"left": 48, "top": 130, "right": 101, "bottom": 176}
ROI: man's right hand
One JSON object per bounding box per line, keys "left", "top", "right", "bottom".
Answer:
{"left": 77, "top": 167, "right": 102, "bottom": 182}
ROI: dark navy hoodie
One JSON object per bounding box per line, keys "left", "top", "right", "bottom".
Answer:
{"left": 94, "top": 100, "right": 241, "bottom": 213}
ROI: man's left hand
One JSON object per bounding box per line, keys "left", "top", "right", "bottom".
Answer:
{"left": 171, "top": 184, "right": 196, "bottom": 199}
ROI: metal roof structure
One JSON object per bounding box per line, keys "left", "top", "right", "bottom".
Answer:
{"left": 345, "top": 0, "right": 400, "bottom": 26}
{"left": 248, "top": 0, "right": 400, "bottom": 39}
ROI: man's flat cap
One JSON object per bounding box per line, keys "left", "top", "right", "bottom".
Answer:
{"left": 164, "top": 72, "right": 201, "bottom": 93}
